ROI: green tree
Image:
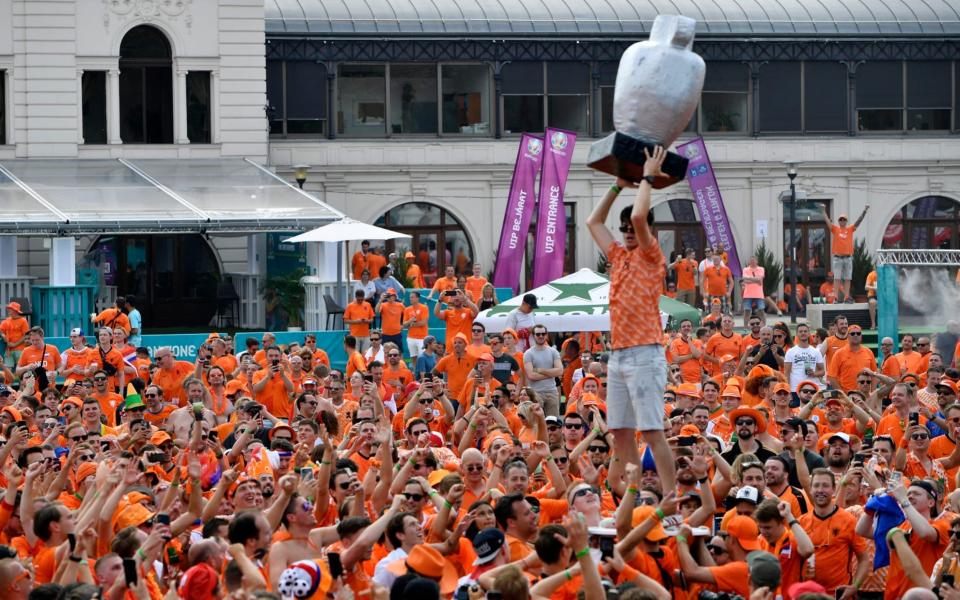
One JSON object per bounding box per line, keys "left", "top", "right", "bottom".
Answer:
{"left": 755, "top": 240, "right": 782, "bottom": 294}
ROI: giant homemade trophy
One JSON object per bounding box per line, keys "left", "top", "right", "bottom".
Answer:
{"left": 587, "top": 15, "right": 705, "bottom": 188}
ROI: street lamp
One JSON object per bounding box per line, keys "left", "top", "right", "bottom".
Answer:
{"left": 293, "top": 164, "right": 310, "bottom": 189}
{"left": 783, "top": 161, "right": 801, "bottom": 324}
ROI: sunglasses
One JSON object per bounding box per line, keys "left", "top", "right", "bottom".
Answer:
{"left": 93, "top": 377, "right": 107, "bottom": 382}
{"left": 69, "top": 434, "right": 89, "bottom": 442}
{"left": 337, "top": 482, "right": 352, "bottom": 491}
{"left": 911, "top": 433, "right": 930, "bottom": 441}
{"left": 939, "top": 390, "right": 957, "bottom": 396}
{"left": 534, "top": 332, "right": 547, "bottom": 337}
{"left": 388, "top": 353, "right": 400, "bottom": 358}
{"left": 564, "top": 423, "right": 583, "bottom": 430}
{"left": 799, "top": 388, "right": 815, "bottom": 394}
{"left": 370, "top": 338, "right": 381, "bottom": 342}
{"left": 419, "top": 398, "right": 433, "bottom": 405}
{"left": 144, "top": 393, "right": 158, "bottom": 398}
{"left": 707, "top": 544, "right": 727, "bottom": 555}
{"left": 547, "top": 425, "right": 560, "bottom": 432}
{"left": 588, "top": 446, "right": 607, "bottom": 453}
{"left": 618, "top": 224, "right": 634, "bottom": 233}
{"left": 735, "top": 419, "right": 755, "bottom": 426}
{"left": 553, "top": 455, "right": 569, "bottom": 464}
{"left": 918, "top": 342, "right": 929, "bottom": 347}
{"left": 849, "top": 333, "right": 862, "bottom": 337}
{"left": 637, "top": 497, "right": 657, "bottom": 506}
{"left": 411, "top": 430, "right": 429, "bottom": 438}
{"left": 42, "top": 422, "right": 57, "bottom": 429}
{"left": 572, "top": 487, "right": 598, "bottom": 500}
{"left": 465, "top": 464, "right": 484, "bottom": 472}
{"left": 141, "top": 518, "right": 155, "bottom": 528}
{"left": 403, "top": 493, "right": 425, "bottom": 502}
{"left": 472, "top": 329, "right": 483, "bottom": 333}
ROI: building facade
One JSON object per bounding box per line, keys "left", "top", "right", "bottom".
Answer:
{"left": 1, "top": 0, "right": 959, "bottom": 326}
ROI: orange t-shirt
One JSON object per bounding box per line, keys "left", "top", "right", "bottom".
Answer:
{"left": 152, "top": 361, "right": 195, "bottom": 407}
{"left": 875, "top": 413, "right": 927, "bottom": 446}
{"left": 345, "top": 351, "right": 367, "bottom": 378}
{"left": 62, "top": 347, "right": 95, "bottom": 376}
{"left": 403, "top": 304, "right": 429, "bottom": 339}
{"left": 18, "top": 344, "right": 61, "bottom": 372}
{"left": 253, "top": 369, "right": 293, "bottom": 419}
{"left": 465, "top": 276, "right": 487, "bottom": 301}
{"left": 607, "top": 239, "right": 664, "bottom": 350}
{"left": 378, "top": 302, "right": 404, "bottom": 336}
{"left": 703, "top": 265, "right": 732, "bottom": 296}
{"left": 93, "top": 391, "right": 124, "bottom": 427}
{"left": 708, "top": 561, "right": 751, "bottom": 598}
{"left": 881, "top": 355, "right": 903, "bottom": 379}
{"left": 885, "top": 518, "right": 950, "bottom": 600}
{"left": 759, "top": 529, "right": 803, "bottom": 593}
{"left": 675, "top": 258, "right": 697, "bottom": 290}
{"left": 343, "top": 301, "right": 375, "bottom": 338}
{"left": 431, "top": 276, "right": 457, "bottom": 296}
{"left": 90, "top": 345, "right": 126, "bottom": 392}
{"left": 669, "top": 337, "right": 703, "bottom": 384}
{"left": 351, "top": 251, "right": 367, "bottom": 281}
{"left": 365, "top": 253, "right": 387, "bottom": 279}
{"left": 826, "top": 345, "right": 877, "bottom": 391}
{"left": 895, "top": 350, "right": 923, "bottom": 375}
{"left": 705, "top": 332, "right": 742, "bottom": 376}
{"left": 406, "top": 264, "right": 426, "bottom": 289}
{"left": 831, "top": 224, "right": 856, "bottom": 256}
{"left": 94, "top": 307, "right": 131, "bottom": 334}
{"left": 0, "top": 316, "right": 29, "bottom": 350}
{"left": 34, "top": 545, "right": 59, "bottom": 584}
{"left": 439, "top": 308, "right": 475, "bottom": 352}
{"left": 434, "top": 353, "right": 476, "bottom": 398}
{"left": 865, "top": 271, "right": 877, "bottom": 298}
{"left": 798, "top": 507, "right": 866, "bottom": 594}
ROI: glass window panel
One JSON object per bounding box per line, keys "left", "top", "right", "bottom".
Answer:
{"left": 759, "top": 62, "right": 801, "bottom": 132}
{"left": 128, "top": 159, "right": 341, "bottom": 221}
{"left": 120, "top": 25, "right": 171, "bottom": 59}
{"left": 119, "top": 66, "right": 145, "bottom": 142}
{"left": 934, "top": 226, "right": 954, "bottom": 249}
{"left": 441, "top": 64, "right": 490, "bottom": 135}
{"left": 907, "top": 61, "right": 950, "bottom": 108}
{"left": 547, "top": 95, "right": 588, "bottom": 133}
{"left": 804, "top": 62, "right": 847, "bottom": 132}
{"left": 385, "top": 202, "right": 441, "bottom": 226}
{"left": 704, "top": 62, "right": 748, "bottom": 92}
{"left": 285, "top": 62, "right": 326, "bottom": 135}
{"left": 0, "top": 71, "right": 5, "bottom": 145}
{"left": 503, "top": 95, "right": 543, "bottom": 133}
{"left": 599, "top": 62, "right": 618, "bottom": 86}
{"left": 600, "top": 86, "right": 614, "bottom": 133}
{"left": 547, "top": 62, "right": 589, "bottom": 94}
{"left": 956, "top": 63, "right": 960, "bottom": 131}
{"left": 859, "top": 109, "right": 903, "bottom": 131}
{"left": 447, "top": 230, "right": 472, "bottom": 275}
{"left": 856, "top": 62, "right": 902, "bottom": 108}
{"left": 502, "top": 62, "right": 543, "bottom": 95}
{"left": 186, "top": 71, "right": 211, "bottom": 144}
{"left": 702, "top": 92, "right": 747, "bottom": 132}
{"left": 907, "top": 109, "right": 950, "bottom": 131}
{"left": 266, "top": 60, "right": 284, "bottom": 135}
{"left": 82, "top": 71, "right": 108, "bottom": 144}
{"left": 179, "top": 236, "right": 219, "bottom": 299}
{"left": 1, "top": 159, "right": 197, "bottom": 222}
{"left": 390, "top": 64, "right": 438, "bottom": 135}
{"left": 337, "top": 64, "right": 386, "bottom": 136}
{"left": 0, "top": 170, "right": 62, "bottom": 223}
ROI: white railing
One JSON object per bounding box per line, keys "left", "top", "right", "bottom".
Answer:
{"left": 0, "top": 277, "right": 33, "bottom": 310}
{"left": 229, "top": 273, "right": 265, "bottom": 329}
{"left": 302, "top": 277, "right": 347, "bottom": 331}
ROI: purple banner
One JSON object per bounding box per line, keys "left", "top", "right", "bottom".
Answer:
{"left": 492, "top": 134, "right": 544, "bottom": 293}
{"left": 676, "top": 137, "right": 742, "bottom": 277}
{"left": 532, "top": 128, "right": 577, "bottom": 288}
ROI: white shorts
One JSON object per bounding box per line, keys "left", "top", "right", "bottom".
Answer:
{"left": 407, "top": 337, "right": 424, "bottom": 357}
{"left": 606, "top": 344, "right": 667, "bottom": 431}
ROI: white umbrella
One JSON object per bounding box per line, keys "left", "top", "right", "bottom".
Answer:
{"left": 285, "top": 218, "right": 411, "bottom": 305}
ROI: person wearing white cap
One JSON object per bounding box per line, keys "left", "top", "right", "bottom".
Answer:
{"left": 62, "top": 328, "right": 95, "bottom": 379}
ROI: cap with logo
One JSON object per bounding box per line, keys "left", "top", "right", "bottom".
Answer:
{"left": 472, "top": 528, "right": 506, "bottom": 565}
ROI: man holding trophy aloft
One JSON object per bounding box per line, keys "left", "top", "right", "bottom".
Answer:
{"left": 586, "top": 15, "right": 705, "bottom": 493}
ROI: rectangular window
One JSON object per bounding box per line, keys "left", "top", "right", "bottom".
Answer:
{"left": 502, "top": 62, "right": 544, "bottom": 134}
{"left": 598, "top": 62, "right": 617, "bottom": 133}
{"left": 390, "top": 64, "right": 438, "bottom": 135}
{"left": 81, "top": 71, "right": 108, "bottom": 144}
{"left": 701, "top": 62, "right": 748, "bottom": 133}
{"left": 546, "top": 62, "right": 590, "bottom": 133}
{"left": 0, "top": 71, "right": 4, "bottom": 145}
{"left": 285, "top": 62, "right": 327, "bottom": 136}
{"left": 266, "top": 60, "right": 284, "bottom": 135}
{"left": 856, "top": 61, "right": 903, "bottom": 131}
{"left": 186, "top": 71, "right": 211, "bottom": 144}
{"left": 337, "top": 64, "right": 386, "bottom": 136}
{"left": 804, "top": 62, "right": 847, "bottom": 132}
{"left": 759, "top": 62, "right": 801, "bottom": 132}
{"left": 441, "top": 64, "right": 490, "bottom": 135}
{"left": 906, "top": 61, "right": 951, "bottom": 131}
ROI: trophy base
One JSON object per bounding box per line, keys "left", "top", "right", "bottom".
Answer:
{"left": 587, "top": 132, "right": 689, "bottom": 189}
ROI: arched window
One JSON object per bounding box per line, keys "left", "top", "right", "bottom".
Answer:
{"left": 119, "top": 25, "right": 173, "bottom": 143}
{"left": 652, "top": 199, "right": 709, "bottom": 263}
{"left": 883, "top": 196, "right": 960, "bottom": 249}
{"left": 375, "top": 202, "right": 474, "bottom": 286}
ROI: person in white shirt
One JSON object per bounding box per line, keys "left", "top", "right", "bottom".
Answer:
{"left": 504, "top": 293, "right": 538, "bottom": 352}
{"left": 784, "top": 323, "right": 825, "bottom": 393}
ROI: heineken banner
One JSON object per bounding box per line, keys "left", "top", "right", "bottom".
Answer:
{"left": 493, "top": 134, "right": 544, "bottom": 293}
{"left": 532, "top": 128, "right": 577, "bottom": 288}
{"left": 676, "top": 137, "right": 742, "bottom": 277}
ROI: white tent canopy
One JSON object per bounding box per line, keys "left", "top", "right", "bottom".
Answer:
{"left": 476, "top": 268, "right": 670, "bottom": 333}
{"left": 284, "top": 218, "right": 411, "bottom": 244}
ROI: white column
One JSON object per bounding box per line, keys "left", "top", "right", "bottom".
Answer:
{"left": 107, "top": 69, "right": 121, "bottom": 144}
{"left": 211, "top": 70, "right": 220, "bottom": 144}
{"left": 246, "top": 234, "right": 260, "bottom": 275}
{"left": 0, "top": 237, "right": 17, "bottom": 278}
{"left": 49, "top": 238, "right": 76, "bottom": 287}
{"left": 76, "top": 69, "right": 85, "bottom": 145}
{"left": 176, "top": 68, "right": 189, "bottom": 144}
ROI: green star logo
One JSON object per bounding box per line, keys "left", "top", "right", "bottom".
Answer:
{"left": 548, "top": 282, "right": 601, "bottom": 302}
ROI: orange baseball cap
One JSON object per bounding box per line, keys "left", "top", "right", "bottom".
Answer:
{"left": 679, "top": 424, "right": 701, "bottom": 437}
{"left": 225, "top": 380, "right": 246, "bottom": 396}
{"left": 847, "top": 324, "right": 862, "bottom": 333}
{"left": 772, "top": 382, "right": 791, "bottom": 395}
{"left": 150, "top": 431, "right": 172, "bottom": 446}
{"left": 61, "top": 396, "right": 83, "bottom": 410}
{"left": 454, "top": 332, "right": 469, "bottom": 343}
{"left": 676, "top": 383, "right": 702, "bottom": 399}
{"left": 719, "top": 354, "right": 737, "bottom": 363}
{"left": 711, "top": 298, "right": 722, "bottom": 305}
{"left": 726, "top": 515, "right": 761, "bottom": 551}
{"left": 630, "top": 506, "right": 669, "bottom": 540}
{"left": 387, "top": 546, "right": 458, "bottom": 596}
{"left": 796, "top": 380, "right": 819, "bottom": 393}
{"left": 1, "top": 406, "right": 22, "bottom": 422}
{"left": 404, "top": 251, "right": 415, "bottom": 259}
{"left": 721, "top": 386, "right": 741, "bottom": 399}
{"left": 114, "top": 502, "right": 155, "bottom": 532}
{"left": 477, "top": 352, "right": 494, "bottom": 362}
{"left": 936, "top": 380, "right": 958, "bottom": 396}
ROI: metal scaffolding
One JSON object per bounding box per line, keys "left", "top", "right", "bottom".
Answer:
{"left": 875, "top": 249, "right": 960, "bottom": 267}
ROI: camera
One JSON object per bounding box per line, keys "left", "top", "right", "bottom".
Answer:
{"left": 699, "top": 592, "right": 744, "bottom": 600}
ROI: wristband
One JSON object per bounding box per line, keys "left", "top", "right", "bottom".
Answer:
{"left": 610, "top": 184, "right": 622, "bottom": 195}
{"left": 409, "top": 458, "right": 417, "bottom": 466}
{"left": 137, "top": 549, "right": 148, "bottom": 562}
{"left": 470, "top": 422, "right": 477, "bottom": 429}
{"left": 592, "top": 427, "right": 602, "bottom": 435}
{"left": 788, "top": 520, "right": 799, "bottom": 527}
{"left": 546, "top": 455, "right": 554, "bottom": 462}
{"left": 575, "top": 547, "right": 590, "bottom": 559}
{"left": 676, "top": 535, "right": 688, "bottom": 544}
{"left": 443, "top": 499, "right": 453, "bottom": 510}
{"left": 654, "top": 508, "right": 666, "bottom": 521}
{"left": 429, "top": 490, "right": 439, "bottom": 497}
{"left": 565, "top": 569, "right": 573, "bottom": 581}
{"left": 697, "top": 476, "right": 709, "bottom": 484}
{"left": 69, "top": 555, "right": 83, "bottom": 563}
{"left": 626, "top": 486, "right": 639, "bottom": 495}
{"left": 320, "top": 460, "right": 331, "bottom": 466}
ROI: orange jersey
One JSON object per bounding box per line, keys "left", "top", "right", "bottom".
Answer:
{"left": 675, "top": 258, "right": 697, "bottom": 290}
{"left": 885, "top": 518, "right": 950, "bottom": 600}
{"left": 830, "top": 224, "right": 856, "bottom": 256}
{"left": 705, "top": 332, "right": 742, "bottom": 376}
{"left": 703, "top": 265, "right": 732, "bottom": 296}
{"left": 434, "top": 353, "right": 476, "bottom": 398}
{"left": 18, "top": 344, "right": 61, "bottom": 372}
{"left": 152, "top": 361, "right": 195, "bottom": 406}
{"left": 343, "top": 301, "right": 375, "bottom": 338}
{"left": 798, "top": 507, "right": 866, "bottom": 594}
{"left": 826, "top": 345, "right": 876, "bottom": 391}
{"left": 438, "top": 307, "right": 475, "bottom": 351}
{"left": 465, "top": 276, "right": 488, "bottom": 301}
{"left": 253, "top": 369, "right": 293, "bottom": 418}
{"left": 377, "top": 301, "right": 404, "bottom": 336}
{"left": 669, "top": 337, "right": 703, "bottom": 384}
{"left": 607, "top": 238, "right": 665, "bottom": 350}
{"left": 403, "top": 304, "right": 429, "bottom": 339}
{"left": 0, "top": 316, "right": 29, "bottom": 350}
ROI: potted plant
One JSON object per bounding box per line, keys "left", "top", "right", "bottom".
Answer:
{"left": 851, "top": 239, "right": 875, "bottom": 302}
{"left": 260, "top": 267, "right": 308, "bottom": 330}
{"left": 755, "top": 240, "right": 783, "bottom": 297}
